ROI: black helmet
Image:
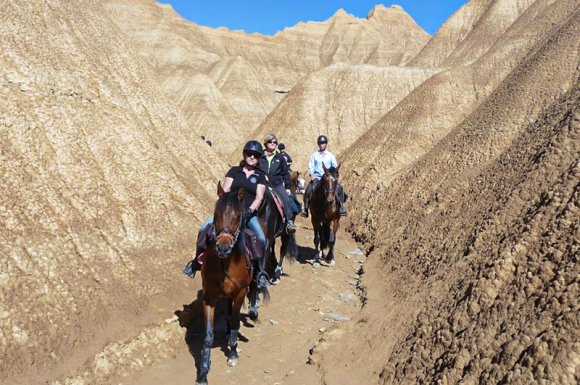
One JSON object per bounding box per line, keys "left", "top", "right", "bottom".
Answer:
{"left": 278, "top": 143, "right": 286, "bottom": 150}
{"left": 243, "top": 140, "right": 263, "bottom": 156}
{"left": 317, "top": 135, "right": 328, "bottom": 144}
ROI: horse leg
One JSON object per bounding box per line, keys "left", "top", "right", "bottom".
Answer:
{"left": 248, "top": 281, "right": 260, "bottom": 321}
{"left": 227, "top": 288, "right": 247, "bottom": 367}
{"left": 326, "top": 220, "right": 339, "bottom": 266}
{"left": 312, "top": 221, "right": 321, "bottom": 268}
{"left": 272, "top": 237, "right": 285, "bottom": 285}
{"left": 196, "top": 290, "right": 217, "bottom": 385}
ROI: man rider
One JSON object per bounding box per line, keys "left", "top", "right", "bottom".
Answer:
{"left": 301, "top": 135, "right": 348, "bottom": 218}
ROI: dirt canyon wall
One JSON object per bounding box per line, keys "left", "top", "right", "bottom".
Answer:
{"left": 0, "top": 1, "right": 226, "bottom": 383}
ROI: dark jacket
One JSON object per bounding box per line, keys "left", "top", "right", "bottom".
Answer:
{"left": 260, "top": 151, "right": 291, "bottom": 189}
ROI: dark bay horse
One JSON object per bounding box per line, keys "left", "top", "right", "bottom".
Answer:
{"left": 248, "top": 189, "right": 298, "bottom": 315}
{"left": 196, "top": 183, "right": 257, "bottom": 385}
{"left": 310, "top": 164, "right": 341, "bottom": 268}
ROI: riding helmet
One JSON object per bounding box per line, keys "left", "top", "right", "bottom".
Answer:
{"left": 243, "top": 140, "right": 263, "bottom": 156}
{"left": 317, "top": 135, "right": 328, "bottom": 144}
{"left": 278, "top": 143, "right": 286, "bottom": 150}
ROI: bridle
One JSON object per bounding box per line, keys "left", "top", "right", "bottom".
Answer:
{"left": 322, "top": 173, "right": 337, "bottom": 203}
{"left": 216, "top": 226, "right": 241, "bottom": 246}
{"left": 214, "top": 211, "right": 242, "bottom": 259}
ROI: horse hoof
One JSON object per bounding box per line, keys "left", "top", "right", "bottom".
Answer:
{"left": 195, "top": 379, "right": 208, "bottom": 385}
{"left": 313, "top": 261, "right": 320, "bottom": 269}
{"left": 271, "top": 277, "right": 280, "bottom": 285}
{"left": 227, "top": 357, "right": 238, "bottom": 367}
{"left": 249, "top": 309, "right": 259, "bottom": 321}
{"left": 328, "top": 259, "right": 335, "bottom": 267}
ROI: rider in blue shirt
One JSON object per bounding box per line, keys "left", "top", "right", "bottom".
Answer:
{"left": 301, "top": 135, "right": 348, "bottom": 217}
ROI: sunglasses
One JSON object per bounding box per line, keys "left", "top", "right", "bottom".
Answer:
{"left": 267, "top": 140, "right": 277, "bottom": 144}
{"left": 244, "top": 152, "right": 260, "bottom": 158}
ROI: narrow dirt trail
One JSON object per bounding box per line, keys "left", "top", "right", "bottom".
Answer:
{"left": 118, "top": 221, "right": 365, "bottom": 385}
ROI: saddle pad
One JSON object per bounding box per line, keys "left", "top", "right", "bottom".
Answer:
{"left": 244, "top": 228, "right": 263, "bottom": 261}
{"left": 269, "top": 189, "right": 285, "bottom": 218}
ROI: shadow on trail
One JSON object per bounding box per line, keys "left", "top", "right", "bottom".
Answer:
{"left": 297, "top": 244, "right": 335, "bottom": 267}
{"left": 174, "top": 290, "right": 251, "bottom": 374}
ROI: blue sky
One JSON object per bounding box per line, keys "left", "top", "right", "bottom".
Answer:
{"left": 157, "top": 1, "right": 468, "bottom": 36}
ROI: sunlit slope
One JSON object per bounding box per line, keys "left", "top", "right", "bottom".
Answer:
{"left": 241, "top": 63, "right": 438, "bottom": 170}
{"left": 103, "top": 1, "right": 430, "bottom": 154}
{"left": 321, "top": 3, "right": 579, "bottom": 384}
{"left": 409, "top": 0, "right": 537, "bottom": 68}
{"left": 0, "top": 1, "right": 225, "bottom": 383}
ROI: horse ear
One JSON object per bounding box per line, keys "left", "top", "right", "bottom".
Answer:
{"left": 217, "top": 181, "right": 224, "bottom": 197}
{"left": 237, "top": 187, "right": 245, "bottom": 202}
{"left": 323, "top": 163, "right": 328, "bottom": 173}
{"left": 336, "top": 163, "right": 341, "bottom": 176}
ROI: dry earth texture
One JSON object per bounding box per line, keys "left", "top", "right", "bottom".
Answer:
{"left": 0, "top": 1, "right": 226, "bottom": 384}
{"left": 332, "top": 0, "right": 579, "bottom": 384}
{"left": 1, "top": 0, "right": 579, "bottom": 385}
{"left": 102, "top": 1, "right": 430, "bottom": 156}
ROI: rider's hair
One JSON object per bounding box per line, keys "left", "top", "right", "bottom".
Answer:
{"left": 239, "top": 159, "right": 264, "bottom": 171}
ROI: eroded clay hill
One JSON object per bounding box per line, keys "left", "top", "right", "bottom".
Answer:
{"left": 102, "top": 1, "right": 430, "bottom": 155}
{"left": 0, "top": 1, "right": 226, "bottom": 384}
{"left": 324, "top": 1, "right": 579, "bottom": 384}
{"left": 2, "top": 0, "right": 579, "bottom": 384}
{"left": 244, "top": 63, "right": 439, "bottom": 169}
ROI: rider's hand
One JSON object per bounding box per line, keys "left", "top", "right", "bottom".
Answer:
{"left": 286, "top": 189, "right": 291, "bottom": 196}
{"left": 245, "top": 207, "right": 256, "bottom": 222}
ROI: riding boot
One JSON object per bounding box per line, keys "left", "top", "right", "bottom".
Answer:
{"left": 286, "top": 219, "right": 296, "bottom": 233}
{"left": 183, "top": 257, "right": 201, "bottom": 278}
{"left": 256, "top": 257, "right": 270, "bottom": 288}
{"left": 337, "top": 183, "right": 348, "bottom": 217}
{"left": 300, "top": 193, "right": 310, "bottom": 218}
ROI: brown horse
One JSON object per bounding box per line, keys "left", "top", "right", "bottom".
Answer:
{"left": 196, "top": 182, "right": 257, "bottom": 385}
{"left": 309, "top": 164, "right": 341, "bottom": 268}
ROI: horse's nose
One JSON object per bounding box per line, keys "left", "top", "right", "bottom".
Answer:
{"left": 216, "top": 243, "right": 232, "bottom": 257}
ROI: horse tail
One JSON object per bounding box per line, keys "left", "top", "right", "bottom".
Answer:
{"left": 260, "top": 286, "right": 271, "bottom": 304}
{"left": 284, "top": 232, "right": 298, "bottom": 262}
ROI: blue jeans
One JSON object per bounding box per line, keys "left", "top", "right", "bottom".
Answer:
{"left": 199, "top": 216, "right": 266, "bottom": 247}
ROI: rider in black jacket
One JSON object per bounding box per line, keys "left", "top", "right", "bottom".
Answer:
{"left": 260, "top": 134, "right": 296, "bottom": 234}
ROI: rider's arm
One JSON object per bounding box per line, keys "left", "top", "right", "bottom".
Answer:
{"left": 330, "top": 153, "right": 338, "bottom": 169}
{"left": 286, "top": 154, "right": 293, "bottom": 166}
{"left": 281, "top": 156, "right": 291, "bottom": 190}
{"left": 250, "top": 184, "right": 266, "bottom": 211}
{"left": 308, "top": 153, "right": 315, "bottom": 176}
{"left": 222, "top": 177, "right": 234, "bottom": 193}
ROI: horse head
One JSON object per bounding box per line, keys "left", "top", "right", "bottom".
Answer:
{"left": 214, "top": 182, "right": 245, "bottom": 258}
{"left": 322, "top": 163, "right": 339, "bottom": 204}
{"left": 290, "top": 170, "right": 306, "bottom": 195}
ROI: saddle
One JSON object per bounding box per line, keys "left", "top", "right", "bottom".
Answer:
{"left": 268, "top": 188, "right": 285, "bottom": 218}
{"left": 195, "top": 223, "right": 263, "bottom": 263}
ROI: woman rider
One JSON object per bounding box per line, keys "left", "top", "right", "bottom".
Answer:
{"left": 183, "top": 140, "right": 267, "bottom": 278}
{"left": 261, "top": 134, "right": 296, "bottom": 234}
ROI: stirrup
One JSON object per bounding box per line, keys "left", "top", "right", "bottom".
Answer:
{"left": 286, "top": 221, "right": 296, "bottom": 234}
{"left": 256, "top": 271, "right": 270, "bottom": 288}
{"left": 183, "top": 260, "right": 196, "bottom": 278}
